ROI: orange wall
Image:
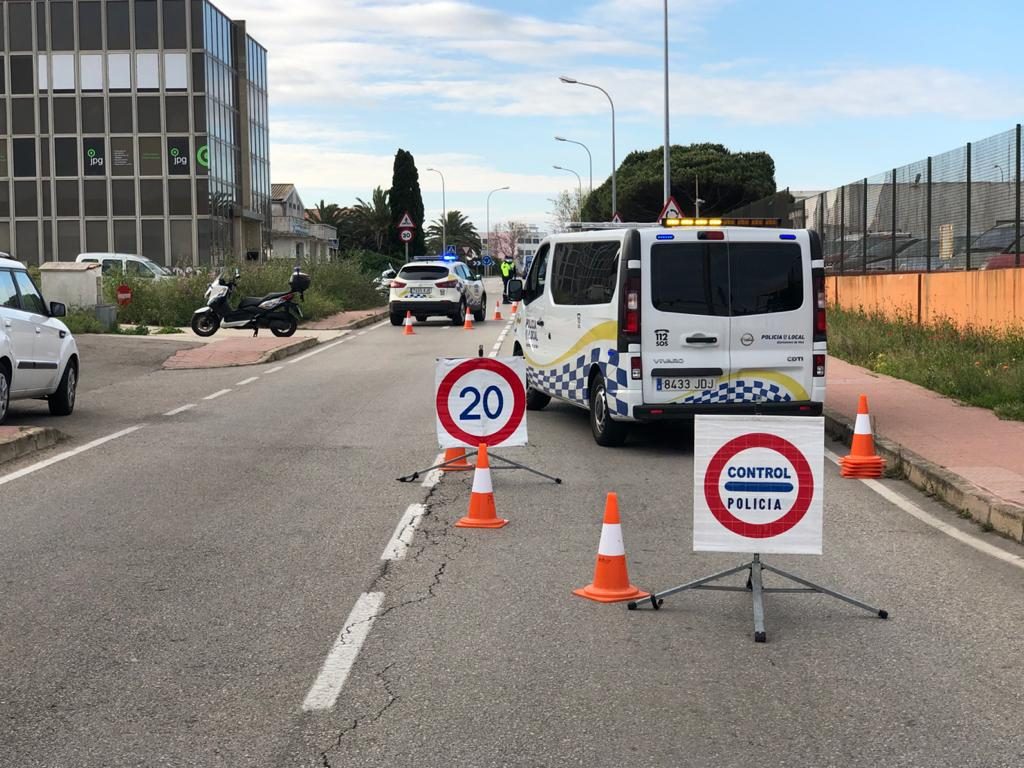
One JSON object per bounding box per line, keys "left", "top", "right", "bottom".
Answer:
{"left": 829, "top": 269, "right": 1024, "bottom": 330}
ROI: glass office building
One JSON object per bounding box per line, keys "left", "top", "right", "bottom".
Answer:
{"left": 0, "top": 0, "right": 270, "bottom": 267}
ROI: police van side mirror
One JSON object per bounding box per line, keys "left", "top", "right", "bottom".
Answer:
{"left": 507, "top": 278, "right": 524, "bottom": 302}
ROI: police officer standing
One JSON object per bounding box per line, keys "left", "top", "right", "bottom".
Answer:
{"left": 499, "top": 255, "right": 515, "bottom": 303}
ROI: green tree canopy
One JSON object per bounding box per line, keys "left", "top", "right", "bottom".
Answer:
{"left": 581, "top": 143, "right": 777, "bottom": 222}
{"left": 425, "top": 210, "right": 482, "bottom": 256}
{"left": 307, "top": 199, "right": 345, "bottom": 228}
{"left": 349, "top": 186, "right": 392, "bottom": 253}
{"left": 388, "top": 148, "right": 426, "bottom": 255}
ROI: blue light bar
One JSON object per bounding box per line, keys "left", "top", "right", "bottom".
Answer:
{"left": 656, "top": 233, "right": 675, "bottom": 240}
{"left": 779, "top": 234, "right": 797, "bottom": 240}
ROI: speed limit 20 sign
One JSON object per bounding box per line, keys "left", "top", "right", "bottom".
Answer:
{"left": 693, "top": 415, "right": 824, "bottom": 555}
{"left": 435, "top": 357, "right": 528, "bottom": 448}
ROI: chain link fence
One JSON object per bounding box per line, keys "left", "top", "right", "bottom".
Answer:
{"left": 730, "top": 126, "right": 1023, "bottom": 274}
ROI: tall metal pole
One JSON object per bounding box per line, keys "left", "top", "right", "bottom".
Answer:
{"left": 555, "top": 136, "right": 593, "bottom": 192}
{"left": 559, "top": 76, "right": 616, "bottom": 218}
{"left": 663, "top": 0, "right": 671, "bottom": 205}
{"left": 553, "top": 165, "right": 583, "bottom": 221}
{"left": 486, "top": 186, "right": 510, "bottom": 270}
{"left": 425, "top": 167, "right": 446, "bottom": 255}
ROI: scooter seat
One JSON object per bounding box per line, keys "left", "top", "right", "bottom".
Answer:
{"left": 239, "top": 291, "right": 290, "bottom": 308}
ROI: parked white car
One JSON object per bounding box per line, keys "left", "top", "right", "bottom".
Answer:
{"left": 76, "top": 252, "right": 173, "bottom": 280}
{"left": 388, "top": 260, "right": 487, "bottom": 325}
{"left": 0, "top": 256, "right": 79, "bottom": 424}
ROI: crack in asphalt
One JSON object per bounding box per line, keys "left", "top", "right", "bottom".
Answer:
{"left": 317, "top": 478, "right": 470, "bottom": 767}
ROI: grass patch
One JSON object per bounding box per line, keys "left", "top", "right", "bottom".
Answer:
{"left": 116, "top": 324, "right": 150, "bottom": 335}
{"left": 62, "top": 308, "right": 108, "bottom": 334}
{"left": 828, "top": 308, "right": 1024, "bottom": 421}
{"left": 155, "top": 326, "right": 184, "bottom": 334}
{"left": 105, "top": 259, "right": 383, "bottom": 328}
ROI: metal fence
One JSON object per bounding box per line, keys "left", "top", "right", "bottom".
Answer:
{"left": 729, "top": 125, "right": 1023, "bottom": 274}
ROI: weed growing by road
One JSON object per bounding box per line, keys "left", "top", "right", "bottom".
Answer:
{"left": 828, "top": 308, "right": 1024, "bottom": 421}
{"left": 62, "top": 308, "right": 107, "bottom": 334}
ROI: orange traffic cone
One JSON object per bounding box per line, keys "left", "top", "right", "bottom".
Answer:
{"left": 402, "top": 310, "right": 415, "bottom": 335}
{"left": 456, "top": 444, "right": 507, "bottom": 528}
{"left": 493, "top": 300, "right": 503, "bottom": 321}
{"left": 463, "top": 306, "right": 474, "bottom": 330}
{"left": 574, "top": 493, "right": 648, "bottom": 603}
{"left": 441, "top": 446, "right": 473, "bottom": 472}
{"left": 510, "top": 301, "right": 518, "bottom": 316}
{"left": 839, "top": 395, "right": 886, "bottom": 479}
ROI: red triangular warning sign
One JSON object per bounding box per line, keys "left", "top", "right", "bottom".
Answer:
{"left": 657, "top": 196, "right": 683, "bottom": 221}
{"left": 398, "top": 211, "right": 415, "bottom": 229}
{"left": 611, "top": 212, "right": 623, "bottom": 224}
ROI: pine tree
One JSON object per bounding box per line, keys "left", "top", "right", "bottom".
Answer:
{"left": 388, "top": 149, "right": 426, "bottom": 256}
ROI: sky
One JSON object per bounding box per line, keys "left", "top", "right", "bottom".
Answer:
{"left": 216, "top": 0, "right": 1024, "bottom": 231}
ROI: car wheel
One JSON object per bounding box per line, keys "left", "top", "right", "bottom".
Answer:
{"left": 390, "top": 312, "right": 404, "bottom": 326}
{"left": 589, "top": 374, "right": 628, "bottom": 446}
{"left": 0, "top": 362, "right": 10, "bottom": 424}
{"left": 473, "top": 292, "right": 487, "bottom": 322}
{"left": 415, "top": 315, "right": 427, "bottom": 323}
{"left": 451, "top": 299, "right": 466, "bottom": 325}
{"left": 48, "top": 359, "right": 77, "bottom": 417}
{"left": 190, "top": 312, "right": 220, "bottom": 337}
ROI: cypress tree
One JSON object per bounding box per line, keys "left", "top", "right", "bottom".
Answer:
{"left": 389, "top": 149, "right": 427, "bottom": 256}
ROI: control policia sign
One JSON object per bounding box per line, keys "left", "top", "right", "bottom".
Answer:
{"left": 693, "top": 415, "right": 824, "bottom": 555}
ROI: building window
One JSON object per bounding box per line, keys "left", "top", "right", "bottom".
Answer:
{"left": 135, "top": 1, "right": 159, "bottom": 50}
{"left": 139, "top": 137, "right": 162, "bottom": 175}
{"left": 8, "top": 3, "right": 33, "bottom": 53}
{"left": 37, "top": 56, "right": 49, "bottom": 93}
{"left": 55, "top": 180, "right": 79, "bottom": 216}
{"left": 164, "top": 53, "right": 188, "bottom": 91}
{"left": 14, "top": 181, "right": 38, "bottom": 217}
{"left": 12, "top": 99, "right": 35, "bottom": 135}
{"left": 136, "top": 53, "right": 160, "bottom": 91}
{"left": 54, "top": 138, "right": 77, "bottom": 177}
{"left": 80, "top": 55, "right": 104, "bottom": 93}
{"left": 36, "top": 3, "right": 47, "bottom": 51}
{"left": 86, "top": 220, "right": 109, "bottom": 252}
{"left": 166, "top": 96, "right": 189, "bottom": 133}
{"left": 107, "top": 2, "right": 131, "bottom": 50}
{"left": 78, "top": 2, "right": 103, "bottom": 50}
{"left": 168, "top": 179, "right": 192, "bottom": 215}
{"left": 51, "top": 2, "right": 75, "bottom": 51}
{"left": 82, "top": 98, "right": 106, "bottom": 134}
{"left": 12, "top": 139, "right": 36, "bottom": 178}
{"left": 38, "top": 100, "right": 49, "bottom": 133}
{"left": 110, "top": 137, "right": 134, "bottom": 176}
{"left": 108, "top": 53, "right": 132, "bottom": 91}
{"left": 15, "top": 221, "right": 39, "bottom": 264}
{"left": 140, "top": 179, "right": 164, "bottom": 216}
{"left": 10, "top": 56, "right": 33, "bottom": 95}
{"left": 53, "top": 99, "right": 77, "bottom": 134}
{"left": 113, "top": 220, "right": 137, "bottom": 253}
{"left": 57, "top": 221, "right": 81, "bottom": 261}
{"left": 163, "top": 0, "right": 188, "bottom": 49}
{"left": 112, "top": 180, "right": 136, "bottom": 216}
{"left": 137, "top": 97, "right": 162, "bottom": 134}
{"left": 109, "top": 98, "right": 133, "bottom": 133}
{"left": 84, "top": 181, "right": 108, "bottom": 217}
{"left": 52, "top": 55, "right": 75, "bottom": 93}
{"left": 141, "top": 219, "right": 165, "bottom": 262}
{"left": 169, "top": 220, "right": 193, "bottom": 266}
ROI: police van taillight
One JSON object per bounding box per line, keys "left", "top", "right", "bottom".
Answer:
{"left": 623, "top": 275, "right": 641, "bottom": 335}
{"left": 391, "top": 279, "right": 407, "bottom": 289}
{"left": 435, "top": 279, "right": 459, "bottom": 288}
{"left": 812, "top": 268, "right": 826, "bottom": 343}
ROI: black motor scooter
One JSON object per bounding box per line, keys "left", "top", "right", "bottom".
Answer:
{"left": 190, "top": 266, "right": 310, "bottom": 338}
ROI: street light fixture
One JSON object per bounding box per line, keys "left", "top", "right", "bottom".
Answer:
{"left": 994, "top": 163, "right": 1005, "bottom": 183}
{"left": 554, "top": 135, "right": 593, "bottom": 193}
{"left": 425, "top": 167, "right": 446, "bottom": 255}
{"left": 486, "top": 186, "right": 511, "bottom": 268}
{"left": 559, "top": 75, "right": 617, "bottom": 218}
{"left": 553, "top": 165, "right": 583, "bottom": 221}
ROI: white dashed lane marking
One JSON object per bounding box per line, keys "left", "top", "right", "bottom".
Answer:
{"left": 0, "top": 426, "right": 144, "bottom": 488}
{"left": 236, "top": 376, "right": 259, "bottom": 386}
{"left": 381, "top": 503, "right": 426, "bottom": 561}
{"left": 265, "top": 365, "right": 284, "bottom": 374}
{"left": 163, "top": 404, "right": 196, "bottom": 416}
{"left": 203, "top": 389, "right": 232, "bottom": 401}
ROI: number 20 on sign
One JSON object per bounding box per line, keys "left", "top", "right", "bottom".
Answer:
{"left": 435, "top": 357, "right": 528, "bottom": 449}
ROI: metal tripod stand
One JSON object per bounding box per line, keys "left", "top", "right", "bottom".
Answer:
{"left": 396, "top": 448, "right": 561, "bottom": 484}
{"left": 627, "top": 554, "right": 888, "bottom": 643}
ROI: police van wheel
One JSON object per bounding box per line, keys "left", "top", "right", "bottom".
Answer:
{"left": 451, "top": 299, "right": 466, "bottom": 325}
{"left": 589, "top": 375, "right": 628, "bottom": 447}
{"left": 473, "top": 293, "right": 487, "bottom": 322}
{"left": 526, "top": 387, "right": 550, "bottom": 411}
{"left": 390, "top": 312, "right": 403, "bottom": 326}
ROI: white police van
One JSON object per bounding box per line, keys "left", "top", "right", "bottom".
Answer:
{"left": 508, "top": 217, "right": 826, "bottom": 446}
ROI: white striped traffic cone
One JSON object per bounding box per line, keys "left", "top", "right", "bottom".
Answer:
{"left": 573, "top": 492, "right": 648, "bottom": 603}
{"left": 839, "top": 394, "right": 886, "bottom": 479}
{"left": 455, "top": 444, "right": 507, "bottom": 528}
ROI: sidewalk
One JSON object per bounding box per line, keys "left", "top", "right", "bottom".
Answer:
{"left": 826, "top": 356, "right": 1024, "bottom": 541}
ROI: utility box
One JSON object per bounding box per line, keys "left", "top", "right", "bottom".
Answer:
{"left": 39, "top": 261, "right": 104, "bottom": 308}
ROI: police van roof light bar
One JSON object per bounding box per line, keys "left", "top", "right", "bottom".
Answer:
{"left": 661, "top": 217, "right": 782, "bottom": 228}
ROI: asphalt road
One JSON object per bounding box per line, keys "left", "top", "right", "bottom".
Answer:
{"left": 2, "top": 283, "right": 1023, "bottom": 767}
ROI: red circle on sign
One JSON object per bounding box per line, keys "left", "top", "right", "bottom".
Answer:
{"left": 116, "top": 284, "right": 132, "bottom": 306}
{"left": 703, "top": 433, "right": 813, "bottom": 539}
{"left": 436, "top": 358, "right": 526, "bottom": 447}
{"left": 399, "top": 230, "right": 413, "bottom": 242}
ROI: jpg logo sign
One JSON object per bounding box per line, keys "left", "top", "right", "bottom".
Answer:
{"left": 167, "top": 138, "right": 191, "bottom": 175}
{"left": 87, "top": 148, "right": 103, "bottom": 168}
{"left": 83, "top": 139, "right": 106, "bottom": 176}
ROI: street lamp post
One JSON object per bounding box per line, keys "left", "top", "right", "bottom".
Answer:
{"left": 425, "top": 167, "right": 446, "bottom": 255}
{"left": 663, "top": 0, "right": 671, "bottom": 206}
{"left": 554, "top": 136, "right": 593, "bottom": 193}
{"left": 553, "top": 165, "right": 583, "bottom": 221}
{"left": 559, "top": 76, "right": 616, "bottom": 218}
{"left": 486, "top": 186, "right": 510, "bottom": 273}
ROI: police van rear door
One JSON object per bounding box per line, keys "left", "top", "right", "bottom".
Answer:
{"left": 641, "top": 228, "right": 732, "bottom": 405}
{"left": 726, "top": 228, "right": 813, "bottom": 406}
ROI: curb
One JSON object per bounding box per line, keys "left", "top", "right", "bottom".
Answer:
{"left": 257, "top": 336, "right": 319, "bottom": 364}
{"left": 0, "top": 426, "right": 65, "bottom": 467}
{"left": 824, "top": 407, "right": 1024, "bottom": 543}
{"left": 300, "top": 308, "right": 389, "bottom": 333}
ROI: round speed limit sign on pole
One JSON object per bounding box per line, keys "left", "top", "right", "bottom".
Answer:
{"left": 399, "top": 229, "right": 413, "bottom": 243}
{"left": 435, "top": 357, "right": 528, "bottom": 448}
